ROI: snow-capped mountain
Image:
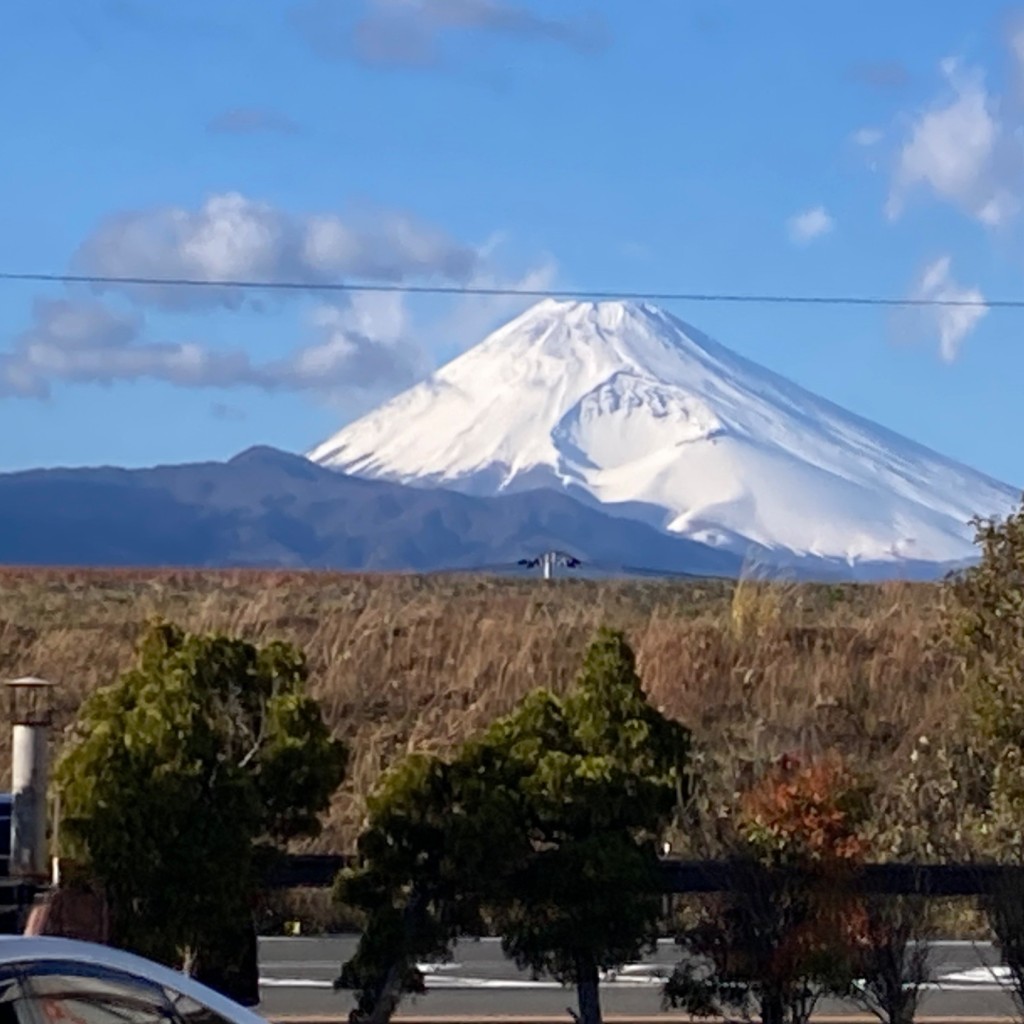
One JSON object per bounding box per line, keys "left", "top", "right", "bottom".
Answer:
{"left": 308, "top": 299, "right": 1019, "bottom": 574}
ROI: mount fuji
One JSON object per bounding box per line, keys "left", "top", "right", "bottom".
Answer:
{"left": 309, "top": 299, "right": 1019, "bottom": 578}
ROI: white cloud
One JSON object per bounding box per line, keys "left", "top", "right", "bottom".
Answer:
{"left": 0, "top": 299, "right": 253, "bottom": 398}
{"left": 8, "top": 197, "right": 557, "bottom": 401}
{"left": 787, "top": 206, "right": 834, "bottom": 245}
{"left": 887, "top": 58, "right": 1020, "bottom": 226}
{"left": 910, "top": 256, "right": 988, "bottom": 362}
{"left": 275, "top": 295, "right": 426, "bottom": 391}
{"left": 1, "top": 249, "right": 556, "bottom": 400}
{"left": 0, "top": 295, "right": 425, "bottom": 399}
{"left": 1005, "top": 9, "right": 1024, "bottom": 93}
{"left": 74, "top": 192, "right": 481, "bottom": 310}
{"left": 852, "top": 127, "right": 883, "bottom": 147}
{"left": 328, "top": 290, "right": 408, "bottom": 347}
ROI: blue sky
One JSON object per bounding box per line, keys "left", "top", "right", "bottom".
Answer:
{"left": 3, "top": 0, "right": 1024, "bottom": 485}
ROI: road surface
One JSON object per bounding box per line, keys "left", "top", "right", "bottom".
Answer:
{"left": 256, "top": 936, "right": 1022, "bottom": 1019}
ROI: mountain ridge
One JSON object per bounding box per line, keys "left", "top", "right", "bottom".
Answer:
{"left": 0, "top": 443, "right": 991, "bottom": 579}
{"left": 0, "top": 447, "right": 754, "bottom": 576}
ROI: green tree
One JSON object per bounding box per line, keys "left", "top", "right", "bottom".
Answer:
{"left": 334, "top": 750, "right": 512, "bottom": 1024}
{"left": 54, "top": 620, "right": 348, "bottom": 989}
{"left": 337, "top": 627, "right": 691, "bottom": 1024}
{"left": 950, "top": 497, "right": 1024, "bottom": 812}
{"left": 485, "top": 630, "right": 691, "bottom": 1024}
{"left": 947, "top": 496, "right": 1024, "bottom": 1015}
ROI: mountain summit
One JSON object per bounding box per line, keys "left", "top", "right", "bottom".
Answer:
{"left": 309, "top": 299, "right": 1019, "bottom": 574}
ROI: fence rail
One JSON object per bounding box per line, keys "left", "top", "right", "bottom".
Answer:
{"left": 0, "top": 858, "right": 1015, "bottom": 936}
{"left": 269, "top": 856, "right": 1024, "bottom": 895}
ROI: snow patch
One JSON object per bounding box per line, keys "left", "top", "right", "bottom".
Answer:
{"left": 553, "top": 372, "right": 722, "bottom": 471}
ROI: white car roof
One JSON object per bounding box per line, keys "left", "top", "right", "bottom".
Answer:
{"left": 0, "top": 937, "right": 268, "bottom": 1024}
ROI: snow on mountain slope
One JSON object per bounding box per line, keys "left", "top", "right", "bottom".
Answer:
{"left": 308, "top": 300, "right": 1019, "bottom": 569}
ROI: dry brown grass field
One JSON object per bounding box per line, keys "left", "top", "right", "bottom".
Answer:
{"left": 0, "top": 567, "right": 958, "bottom": 862}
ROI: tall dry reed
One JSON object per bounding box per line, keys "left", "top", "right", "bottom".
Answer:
{"left": 0, "top": 569, "right": 952, "bottom": 854}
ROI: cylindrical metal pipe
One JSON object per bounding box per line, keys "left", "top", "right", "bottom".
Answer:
{"left": 10, "top": 723, "right": 49, "bottom": 880}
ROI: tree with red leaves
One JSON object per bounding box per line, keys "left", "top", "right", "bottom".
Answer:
{"left": 665, "top": 753, "right": 870, "bottom": 1024}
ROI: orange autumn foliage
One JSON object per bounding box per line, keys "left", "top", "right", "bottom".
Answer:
{"left": 739, "top": 754, "right": 873, "bottom": 969}
{"left": 738, "top": 753, "right": 870, "bottom": 865}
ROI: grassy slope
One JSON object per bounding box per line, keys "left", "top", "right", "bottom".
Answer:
{"left": 0, "top": 568, "right": 956, "bottom": 857}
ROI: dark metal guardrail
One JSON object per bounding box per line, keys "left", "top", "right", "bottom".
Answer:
{"left": 0, "top": 857, "right": 1010, "bottom": 938}
{"left": 660, "top": 860, "right": 1024, "bottom": 896}
{"left": 269, "top": 855, "right": 352, "bottom": 888}
{"left": 268, "top": 855, "right": 1024, "bottom": 896}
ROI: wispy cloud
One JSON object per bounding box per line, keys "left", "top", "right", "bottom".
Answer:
{"left": 0, "top": 299, "right": 252, "bottom": 398}
{"left": 8, "top": 183, "right": 558, "bottom": 402}
{"left": 291, "top": 0, "right": 606, "bottom": 68}
{"left": 887, "top": 58, "right": 1020, "bottom": 226}
{"left": 787, "top": 206, "right": 834, "bottom": 245}
{"left": 280, "top": 295, "right": 427, "bottom": 391}
{"left": 74, "top": 192, "right": 481, "bottom": 310}
{"left": 2, "top": 242, "right": 556, "bottom": 400}
{"left": 910, "top": 256, "right": 988, "bottom": 362}
{"left": 206, "top": 107, "right": 301, "bottom": 136}
{"left": 851, "top": 127, "right": 883, "bottom": 147}
{"left": 0, "top": 295, "right": 427, "bottom": 399}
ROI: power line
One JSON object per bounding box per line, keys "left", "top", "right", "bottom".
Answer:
{"left": 0, "top": 270, "right": 1010, "bottom": 309}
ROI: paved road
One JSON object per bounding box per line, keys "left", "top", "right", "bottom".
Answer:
{"left": 255, "top": 937, "right": 1023, "bottom": 1019}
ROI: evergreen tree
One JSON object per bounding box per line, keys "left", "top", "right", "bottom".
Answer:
{"left": 338, "top": 627, "right": 691, "bottom": 1024}
{"left": 55, "top": 620, "right": 348, "bottom": 991}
